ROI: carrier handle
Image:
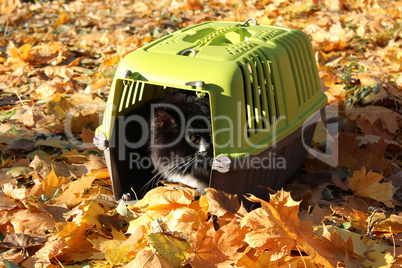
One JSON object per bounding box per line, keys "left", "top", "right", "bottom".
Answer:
{"left": 180, "top": 49, "right": 197, "bottom": 57}
{"left": 241, "top": 18, "right": 257, "bottom": 26}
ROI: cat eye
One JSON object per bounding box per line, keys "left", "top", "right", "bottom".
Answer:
{"left": 185, "top": 133, "right": 198, "bottom": 143}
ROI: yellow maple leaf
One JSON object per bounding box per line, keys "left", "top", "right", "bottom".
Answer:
{"left": 106, "top": 245, "right": 131, "bottom": 266}
{"left": 347, "top": 167, "right": 396, "bottom": 207}
{"left": 148, "top": 232, "right": 190, "bottom": 267}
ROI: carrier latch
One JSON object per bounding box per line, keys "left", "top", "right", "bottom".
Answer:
{"left": 212, "top": 155, "right": 232, "bottom": 173}
{"left": 93, "top": 133, "right": 109, "bottom": 151}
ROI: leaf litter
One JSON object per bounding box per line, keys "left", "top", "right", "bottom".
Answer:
{"left": 0, "top": 0, "right": 402, "bottom": 267}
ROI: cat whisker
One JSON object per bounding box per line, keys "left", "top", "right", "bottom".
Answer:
{"left": 181, "top": 156, "right": 198, "bottom": 175}
{"left": 141, "top": 155, "right": 197, "bottom": 192}
{"left": 166, "top": 156, "right": 197, "bottom": 179}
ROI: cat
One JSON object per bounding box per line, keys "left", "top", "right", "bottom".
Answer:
{"left": 149, "top": 88, "right": 213, "bottom": 194}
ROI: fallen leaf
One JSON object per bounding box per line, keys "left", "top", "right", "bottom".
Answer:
{"left": 186, "top": 219, "right": 247, "bottom": 267}
{"left": 10, "top": 210, "right": 56, "bottom": 234}
{"left": 125, "top": 249, "right": 174, "bottom": 268}
{"left": 2, "top": 183, "right": 29, "bottom": 201}
{"left": 241, "top": 190, "right": 314, "bottom": 260}
{"left": 162, "top": 207, "right": 205, "bottom": 237}
{"left": 134, "top": 187, "right": 196, "bottom": 210}
{"left": 28, "top": 168, "right": 69, "bottom": 198}
{"left": 2, "top": 233, "right": 47, "bottom": 248}
{"left": 304, "top": 225, "right": 355, "bottom": 268}
{"left": 369, "top": 213, "right": 402, "bottom": 234}
{"left": 204, "top": 188, "right": 240, "bottom": 217}
{"left": 55, "top": 174, "right": 96, "bottom": 206}
{"left": 348, "top": 167, "right": 396, "bottom": 207}
{"left": 346, "top": 106, "right": 401, "bottom": 134}
{"left": 21, "top": 236, "right": 66, "bottom": 267}
{"left": 334, "top": 133, "right": 391, "bottom": 173}
{"left": 0, "top": 191, "right": 23, "bottom": 210}
{"left": 29, "top": 155, "right": 76, "bottom": 179}
{"left": 148, "top": 232, "right": 190, "bottom": 267}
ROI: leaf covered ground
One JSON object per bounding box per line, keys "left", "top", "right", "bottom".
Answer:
{"left": 0, "top": 0, "right": 402, "bottom": 267}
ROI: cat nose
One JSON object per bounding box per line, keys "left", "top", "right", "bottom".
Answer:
{"left": 198, "top": 138, "right": 209, "bottom": 154}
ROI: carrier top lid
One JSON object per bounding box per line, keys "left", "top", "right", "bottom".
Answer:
{"left": 143, "top": 20, "right": 289, "bottom": 62}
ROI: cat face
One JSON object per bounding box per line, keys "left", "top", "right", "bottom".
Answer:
{"left": 149, "top": 91, "right": 213, "bottom": 193}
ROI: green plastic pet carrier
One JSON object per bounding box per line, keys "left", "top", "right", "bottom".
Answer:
{"left": 94, "top": 18, "right": 327, "bottom": 204}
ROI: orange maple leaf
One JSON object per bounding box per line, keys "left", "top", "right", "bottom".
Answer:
{"left": 204, "top": 188, "right": 240, "bottom": 217}
{"left": 304, "top": 225, "right": 355, "bottom": 268}
{"left": 134, "top": 186, "right": 196, "bottom": 210}
{"left": 186, "top": 219, "right": 247, "bottom": 267}
{"left": 348, "top": 167, "right": 396, "bottom": 207}
{"left": 126, "top": 249, "right": 174, "bottom": 268}
{"left": 241, "top": 190, "right": 314, "bottom": 260}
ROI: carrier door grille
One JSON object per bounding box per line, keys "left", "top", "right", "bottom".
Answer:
{"left": 117, "top": 79, "right": 162, "bottom": 113}
{"left": 239, "top": 50, "right": 279, "bottom": 136}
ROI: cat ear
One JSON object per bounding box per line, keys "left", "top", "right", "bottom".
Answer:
{"left": 155, "top": 109, "right": 176, "bottom": 128}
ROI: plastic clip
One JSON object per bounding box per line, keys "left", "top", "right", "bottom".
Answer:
{"left": 241, "top": 18, "right": 258, "bottom": 26}
{"left": 180, "top": 49, "right": 197, "bottom": 57}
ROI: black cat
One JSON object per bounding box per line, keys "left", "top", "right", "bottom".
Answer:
{"left": 148, "top": 89, "right": 213, "bottom": 194}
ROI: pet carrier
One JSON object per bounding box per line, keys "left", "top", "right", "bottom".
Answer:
{"left": 94, "top": 18, "right": 327, "bottom": 204}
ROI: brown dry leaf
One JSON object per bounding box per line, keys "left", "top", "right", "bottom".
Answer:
{"left": 29, "top": 155, "right": 76, "bottom": 179}
{"left": 2, "top": 183, "right": 29, "bottom": 201}
{"left": 204, "top": 188, "right": 240, "bottom": 217}
{"left": 79, "top": 128, "right": 96, "bottom": 151}
{"left": 334, "top": 133, "right": 390, "bottom": 173}
{"left": 0, "top": 191, "right": 23, "bottom": 210}
{"left": 311, "top": 205, "right": 332, "bottom": 225}
{"left": 356, "top": 117, "right": 395, "bottom": 140}
{"left": 10, "top": 210, "right": 56, "bottom": 234}
{"left": 346, "top": 106, "right": 401, "bottom": 135}
{"left": 348, "top": 167, "right": 396, "bottom": 207}
{"left": 2, "top": 233, "right": 47, "bottom": 248}
{"left": 0, "top": 252, "right": 25, "bottom": 268}
{"left": 241, "top": 190, "right": 314, "bottom": 260}
{"left": 21, "top": 236, "right": 66, "bottom": 268}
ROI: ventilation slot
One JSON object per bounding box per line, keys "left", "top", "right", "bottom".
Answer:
{"left": 275, "top": 32, "right": 319, "bottom": 106}
{"left": 256, "top": 50, "right": 278, "bottom": 124}
{"left": 239, "top": 51, "right": 281, "bottom": 136}
{"left": 118, "top": 79, "right": 146, "bottom": 112}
